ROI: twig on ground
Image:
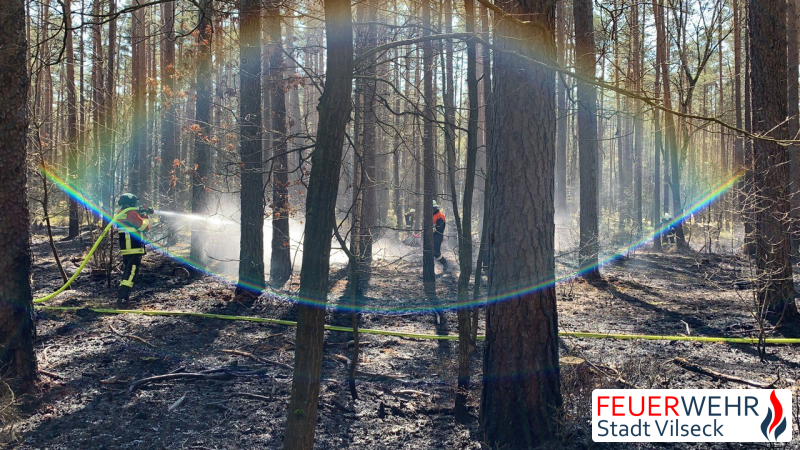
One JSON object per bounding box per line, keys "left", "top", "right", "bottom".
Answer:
{"left": 39, "top": 369, "right": 63, "bottom": 379}
{"left": 129, "top": 372, "right": 232, "bottom": 392}
{"left": 109, "top": 324, "right": 158, "bottom": 348}
{"left": 221, "top": 349, "right": 293, "bottom": 371}
{"left": 233, "top": 392, "right": 272, "bottom": 401}
{"left": 330, "top": 354, "right": 409, "bottom": 381}
{"left": 672, "top": 357, "right": 774, "bottom": 388}
{"left": 168, "top": 393, "right": 187, "bottom": 412}
{"left": 393, "top": 389, "right": 432, "bottom": 398}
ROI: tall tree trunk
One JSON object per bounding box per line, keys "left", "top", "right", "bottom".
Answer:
{"left": 268, "top": 2, "right": 292, "bottom": 288}
{"left": 100, "top": 0, "right": 116, "bottom": 213}
{"left": 734, "top": 0, "right": 744, "bottom": 173}
{"left": 750, "top": 0, "right": 798, "bottom": 317}
{"left": 160, "top": 1, "right": 177, "bottom": 212}
{"left": 454, "top": 0, "right": 479, "bottom": 423}
{"left": 190, "top": 0, "right": 213, "bottom": 266}
{"left": 286, "top": 16, "right": 304, "bottom": 201}
{"left": 472, "top": 1, "right": 493, "bottom": 346}
{"left": 130, "top": 0, "right": 148, "bottom": 196}
{"left": 788, "top": 0, "right": 799, "bottom": 252}
{"left": 236, "top": 0, "right": 266, "bottom": 298}
{"left": 146, "top": 10, "right": 157, "bottom": 197}
{"left": 90, "top": 0, "right": 103, "bottom": 202}
{"left": 283, "top": 0, "right": 353, "bottom": 446}
{"left": 744, "top": 7, "right": 755, "bottom": 246}
{"left": 421, "top": 0, "right": 436, "bottom": 297}
{"left": 480, "top": 0, "right": 561, "bottom": 445}
{"left": 444, "top": 0, "right": 461, "bottom": 247}
{"left": 575, "top": 0, "right": 600, "bottom": 278}
{"left": 65, "top": 0, "right": 79, "bottom": 238}
{"left": 356, "top": 0, "right": 378, "bottom": 291}
{"left": 632, "top": 0, "right": 643, "bottom": 231}
{"left": 0, "top": 0, "right": 37, "bottom": 391}
{"left": 555, "top": 0, "right": 568, "bottom": 215}
{"left": 654, "top": 0, "right": 685, "bottom": 246}
{"left": 718, "top": 1, "right": 727, "bottom": 173}
{"left": 393, "top": 32, "right": 403, "bottom": 232}
{"left": 653, "top": 59, "right": 663, "bottom": 251}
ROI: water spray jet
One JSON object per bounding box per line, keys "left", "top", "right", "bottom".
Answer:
{"left": 154, "top": 210, "right": 236, "bottom": 226}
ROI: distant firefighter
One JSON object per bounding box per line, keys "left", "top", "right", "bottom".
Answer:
{"left": 661, "top": 212, "right": 676, "bottom": 245}
{"left": 432, "top": 200, "right": 447, "bottom": 270}
{"left": 116, "top": 193, "right": 152, "bottom": 302}
{"left": 404, "top": 208, "right": 416, "bottom": 229}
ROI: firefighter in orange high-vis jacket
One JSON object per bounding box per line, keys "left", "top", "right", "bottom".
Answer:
{"left": 116, "top": 193, "right": 151, "bottom": 302}
{"left": 432, "top": 200, "right": 447, "bottom": 270}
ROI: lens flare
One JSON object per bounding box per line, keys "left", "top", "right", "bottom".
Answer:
{"left": 39, "top": 166, "right": 743, "bottom": 314}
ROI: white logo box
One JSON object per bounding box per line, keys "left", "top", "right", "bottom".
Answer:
{"left": 592, "top": 389, "right": 792, "bottom": 442}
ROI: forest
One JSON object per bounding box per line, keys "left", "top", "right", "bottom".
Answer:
{"left": 1, "top": 0, "right": 800, "bottom": 447}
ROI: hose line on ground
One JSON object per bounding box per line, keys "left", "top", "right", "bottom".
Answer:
{"left": 33, "top": 207, "right": 136, "bottom": 304}
{"left": 35, "top": 305, "right": 800, "bottom": 345}
{"left": 32, "top": 207, "right": 799, "bottom": 346}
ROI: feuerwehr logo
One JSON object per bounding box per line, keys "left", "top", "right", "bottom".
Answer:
{"left": 761, "top": 390, "right": 787, "bottom": 441}
{"left": 592, "top": 389, "right": 792, "bottom": 443}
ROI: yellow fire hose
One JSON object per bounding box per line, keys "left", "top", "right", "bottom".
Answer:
{"left": 33, "top": 207, "right": 136, "bottom": 304}
{"left": 34, "top": 305, "right": 800, "bottom": 345}
{"left": 32, "top": 206, "right": 800, "bottom": 345}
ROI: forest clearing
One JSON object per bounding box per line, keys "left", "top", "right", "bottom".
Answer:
{"left": 3, "top": 0, "right": 800, "bottom": 447}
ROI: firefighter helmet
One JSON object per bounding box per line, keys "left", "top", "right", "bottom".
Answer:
{"left": 118, "top": 193, "right": 139, "bottom": 208}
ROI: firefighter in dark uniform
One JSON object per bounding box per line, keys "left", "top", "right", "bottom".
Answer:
{"left": 661, "top": 212, "right": 676, "bottom": 244}
{"left": 116, "top": 193, "right": 151, "bottom": 302}
{"left": 433, "top": 200, "right": 447, "bottom": 269}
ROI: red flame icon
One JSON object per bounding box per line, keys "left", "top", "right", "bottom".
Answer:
{"left": 761, "top": 390, "right": 787, "bottom": 441}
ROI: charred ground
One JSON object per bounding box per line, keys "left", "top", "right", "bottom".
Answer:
{"left": 7, "top": 227, "right": 800, "bottom": 449}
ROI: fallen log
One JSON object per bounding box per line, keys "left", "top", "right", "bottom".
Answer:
{"left": 671, "top": 357, "right": 774, "bottom": 388}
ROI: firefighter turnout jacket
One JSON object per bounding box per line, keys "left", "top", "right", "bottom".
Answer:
{"left": 433, "top": 209, "right": 446, "bottom": 234}
{"left": 118, "top": 210, "right": 150, "bottom": 255}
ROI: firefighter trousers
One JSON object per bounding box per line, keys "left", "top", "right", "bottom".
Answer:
{"left": 433, "top": 233, "right": 447, "bottom": 268}
{"left": 118, "top": 254, "right": 143, "bottom": 301}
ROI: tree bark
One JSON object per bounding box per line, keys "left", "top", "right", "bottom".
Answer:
{"left": 65, "top": 0, "right": 79, "bottom": 239}
{"left": 283, "top": 0, "right": 353, "bottom": 446}
{"left": 130, "top": 0, "right": 148, "bottom": 196}
{"left": 574, "top": 0, "right": 600, "bottom": 278}
{"left": 0, "top": 0, "right": 37, "bottom": 391}
{"left": 749, "top": 0, "right": 798, "bottom": 318}
{"left": 190, "top": 0, "right": 213, "bottom": 266}
{"left": 100, "top": 0, "right": 116, "bottom": 213}
{"left": 555, "top": 0, "right": 568, "bottom": 216}
{"left": 653, "top": 58, "right": 663, "bottom": 251}
{"left": 236, "top": 0, "right": 266, "bottom": 297}
{"left": 453, "top": 0, "right": 480, "bottom": 423}
{"left": 744, "top": 7, "right": 755, "bottom": 246}
{"left": 632, "top": 0, "right": 643, "bottom": 231}
{"left": 480, "top": 0, "right": 562, "bottom": 445}
{"left": 267, "top": 2, "right": 292, "bottom": 288}
{"left": 421, "top": 0, "right": 436, "bottom": 297}
{"left": 159, "top": 1, "right": 177, "bottom": 213}
{"left": 654, "top": 0, "right": 685, "bottom": 247}
{"left": 734, "top": 0, "right": 744, "bottom": 172}
{"left": 787, "top": 0, "right": 799, "bottom": 252}
{"left": 355, "top": 0, "right": 378, "bottom": 292}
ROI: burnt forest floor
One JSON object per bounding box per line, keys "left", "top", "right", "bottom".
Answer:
{"left": 6, "top": 226, "right": 800, "bottom": 449}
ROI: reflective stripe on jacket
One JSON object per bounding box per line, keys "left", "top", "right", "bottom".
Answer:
{"left": 118, "top": 210, "right": 150, "bottom": 255}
